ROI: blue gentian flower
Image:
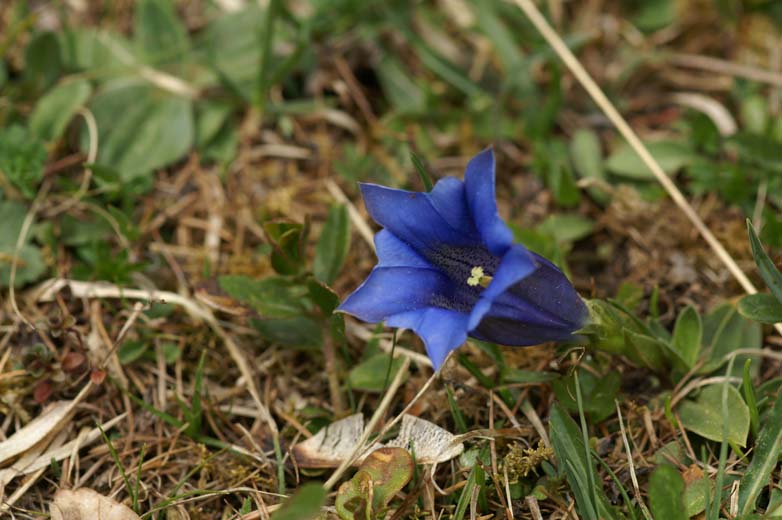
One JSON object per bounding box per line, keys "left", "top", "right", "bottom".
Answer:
{"left": 338, "top": 148, "right": 588, "bottom": 369}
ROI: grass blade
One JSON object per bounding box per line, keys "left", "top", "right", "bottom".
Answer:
{"left": 738, "top": 388, "right": 782, "bottom": 514}
{"left": 747, "top": 219, "right": 782, "bottom": 303}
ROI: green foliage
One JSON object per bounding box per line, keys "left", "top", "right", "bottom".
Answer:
{"left": 0, "top": 200, "right": 46, "bottom": 287}
{"left": 314, "top": 205, "right": 350, "bottom": 285}
{"left": 747, "top": 219, "right": 782, "bottom": 303}
{"left": 348, "top": 353, "right": 406, "bottom": 392}
{"left": 30, "top": 79, "right": 93, "bottom": 142}
{"left": 335, "top": 448, "right": 413, "bottom": 520}
{"left": 648, "top": 464, "right": 687, "bottom": 520}
{"left": 738, "top": 389, "right": 782, "bottom": 515}
{"left": 671, "top": 305, "right": 702, "bottom": 371}
{"left": 552, "top": 367, "right": 620, "bottom": 422}
{"left": 677, "top": 384, "right": 750, "bottom": 447}
{"left": 549, "top": 404, "right": 616, "bottom": 520}
{"left": 738, "top": 293, "right": 782, "bottom": 324}
{"left": 606, "top": 140, "right": 694, "bottom": 180}
{"left": 270, "top": 483, "right": 327, "bottom": 520}
{"left": 0, "top": 124, "right": 47, "bottom": 198}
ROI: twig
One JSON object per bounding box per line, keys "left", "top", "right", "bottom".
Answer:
{"left": 616, "top": 401, "right": 653, "bottom": 520}
{"left": 511, "top": 0, "right": 782, "bottom": 339}
{"left": 669, "top": 52, "right": 782, "bottom": 88}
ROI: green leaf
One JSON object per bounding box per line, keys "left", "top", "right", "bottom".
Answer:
{"left": 738, "top": 293, "right": 782, "bottom": 324}
{"left": 747, "top": 220, "right": 782, "bottom": 304}
{"left": 738, "top": 390, "right": 782, "bottom": 515}
{"left": 0, "top": 125, "right": 47, "bottom": 198}
{"left": 549, "top": 404, "right": 615, "bottom": 520}
{"left": 537, "top": 214, "right": 595, "bottom": 244}
{"left": 348, "top": 353, "right": 407, "bottom": 392}
{"left": 552, "top": 369, "right": 621, "bottom": 422}
{"left": 251, "top": 316, "right": 323, "bottom": 349}
{"left": 671, "top": 305, "right": 702, "bottom": 369}
{"left": 24, "top": 31, "right": 61, "bottom": 94}
{"left": 684, "top": 477, "right": 711, "bottom": 518}
{"left": 677, "top": 384, "right": 750, "bottom": 447}
{"left": 606, "top": 140, "right": 694, "bottom": 179}
{"left": 264, "top": 220, "right": 308, "bottom": 275}
{"left": 740, "top": 94, "right": 769, "bottom": 134}
{"left": 219, "top": 275, "right": 309, "bottom": 318}
{"left": 569, "top": 129, "right": 607, "bottom": 202}
{"left": 270, "top": 482, "right": 326, "bottom": 520}
{"left": 0, "top": 201, "right": 46, "bottom": 289}
{"left": 86, "top": 79, "right": 194, "bottom": 180}
{"left": 30, "top": 79, "right": 93, "bottom": 142}
{"left": 700, "top": 302, "right": 761, "bottom": 374}
{"left": 648, "top": 464, "right": 687, "bottom": 520}
{"left": 314, "top": 205, "right": 350, "bottom": 285}
{"left": 134, "top": 0, "right": 190, "bottom": 62}
{"left": 118, "top": 340, "right": 148, "bottom": 364}
{"left": 335, "top": 447, "right": 413, "bottom": 520}
{"left": 376, "top": 56, "right": 426, "bottom": 114}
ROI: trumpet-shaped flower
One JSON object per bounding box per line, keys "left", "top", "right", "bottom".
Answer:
{"left": 338, "top": 148, "right": 588, "bottom": 369}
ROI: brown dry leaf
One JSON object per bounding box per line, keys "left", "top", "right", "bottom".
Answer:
{"left": 50, "top": 488, "right": 140, "bottom": 520}
{"left": 0, "top": 400, "right": 73, "bottom": 466}
{"left": 292, "top": 413, "right": 381, "bottom": 468}
{"left": 385, "top": 414, "right": 464, "bottom": 464}
{"left": 292, "top": 413, "right": 463, "bottom": 468}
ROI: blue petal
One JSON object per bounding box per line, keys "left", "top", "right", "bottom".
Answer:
{"left": 360, "top": 179, "right": 480, "bottom": 256}
{"left": 387, "top": 307, "right": 470, "bottom": 370}
{"left": 467, "top": 244, "right": 537, "bottom": 331}
{"left": 464, "top": 148, "right": 514, "bottom": 256}
{"left": 337, "top": 267, "right": 451, "bottom": 323}
{"left": 470, "top": 252, "right": 588, "bottom": 346}
{"left": 375, "top": 229, "right": 430, "bottom": 268}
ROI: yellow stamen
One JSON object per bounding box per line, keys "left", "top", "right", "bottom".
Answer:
{"left": 467, "top": 266, "right": 492, "bottom": 288}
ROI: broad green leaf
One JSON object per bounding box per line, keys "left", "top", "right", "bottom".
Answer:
{"left": 118, "top": 340, "right": 148, "bottom": 364}
{"left": 219, "top": 275, "right": 309, "bottom": 318}
{"left": 250, "top": 316, "right": 323, "bottom": 349}
{"left": 606, "top": 140, "right": 694, "bottom": 179}
{"left": 552, "top": 369, "right": 621, "bottom": 422}
{"left": 622, "top": 328, "right": 668, "bottom": 372}
{"left": 537, "top": 214, "right": 595, "bottom": 243}
{"left": 270, "top": 482, "right": 326, "bottom": 520}
{"left": 700, "top": 302, "right": 761, "bottom": 375}
{"left": 335, "top": 447, "right": 413, "bottom": 520}
{"left": 671, "top": 305, "right": 702, "bottom": 369}
{"left": 348, "top": 353, "right": 407, "bottom": 392}
{"left": 549, "top": 404, "right": 615, "bottom": 520}
{"left": 195, "top": 101, "right": 234, "bottom": 149}
{"left": 648, "top": 464, "right": 687, "bottom": 520}
{"left": 677, "top": 384, "right": 749, "bottom": 447}
{"left": 729, "top": 132, "right": 782, "bottom": 171}
{"left": 58, "top": 29, "right": 134, "bottom": 71}
{"left": 0, "top": 200, "right": 46, "bottom": 288}
{"left": 748, "top": 220, "right": 782, "bottom": 304}
{"left": 30, "top": 79, "right": 93, "bottom": 141}
{"left": 684, "top": 477, "right": 710, "bottom": 517}
{"left": 24, "top": 31, "right": 61, "bottom": 94}
{"left": 134, "top": 0, "right": 190, "bottom": 63}
{"left": 314, "top": 205, "right": 350, "bottom": 285}
{"left": 738, "top": 293, "right": 782, "bottom": 324}
{"left": 738, "top": 390, "right": 782, "bottom": 515}
{"left": 0, "top": 125, "right": 47, "bottom": 198}
{"left": 86, "top": 79, "right": 194, "bottom": 180}
{"left": 569, "top": 129, "right": 607, "bottom": 203}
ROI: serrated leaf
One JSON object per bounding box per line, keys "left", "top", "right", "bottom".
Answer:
{"left": 738, "top": 293, "right": 782, "bottom": 324}
{"left": 671, "top": 305, "right": 702, "bottom": 369}
{"left": 314, "top": 205, "right": 350, "bottom": 285}
{"left": 606, "top": 140, "right": 694, "bottom": 179}
{"left": 748, "top": 220, "right": 782, "bottom": 304}
{"left": 30, "top": 79, "right": 93, "bottom": 142}
{"left": 648, "top": 464, "right": 687, "bottom": 520}
{"left": 677, "top": 384, "right": 749, "bottom": 447}
{"left": 270, "top": 483, "right": 326, "bottom": 520}
{"left": 739, "top": 390, "right": 782, "bottom": 515}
